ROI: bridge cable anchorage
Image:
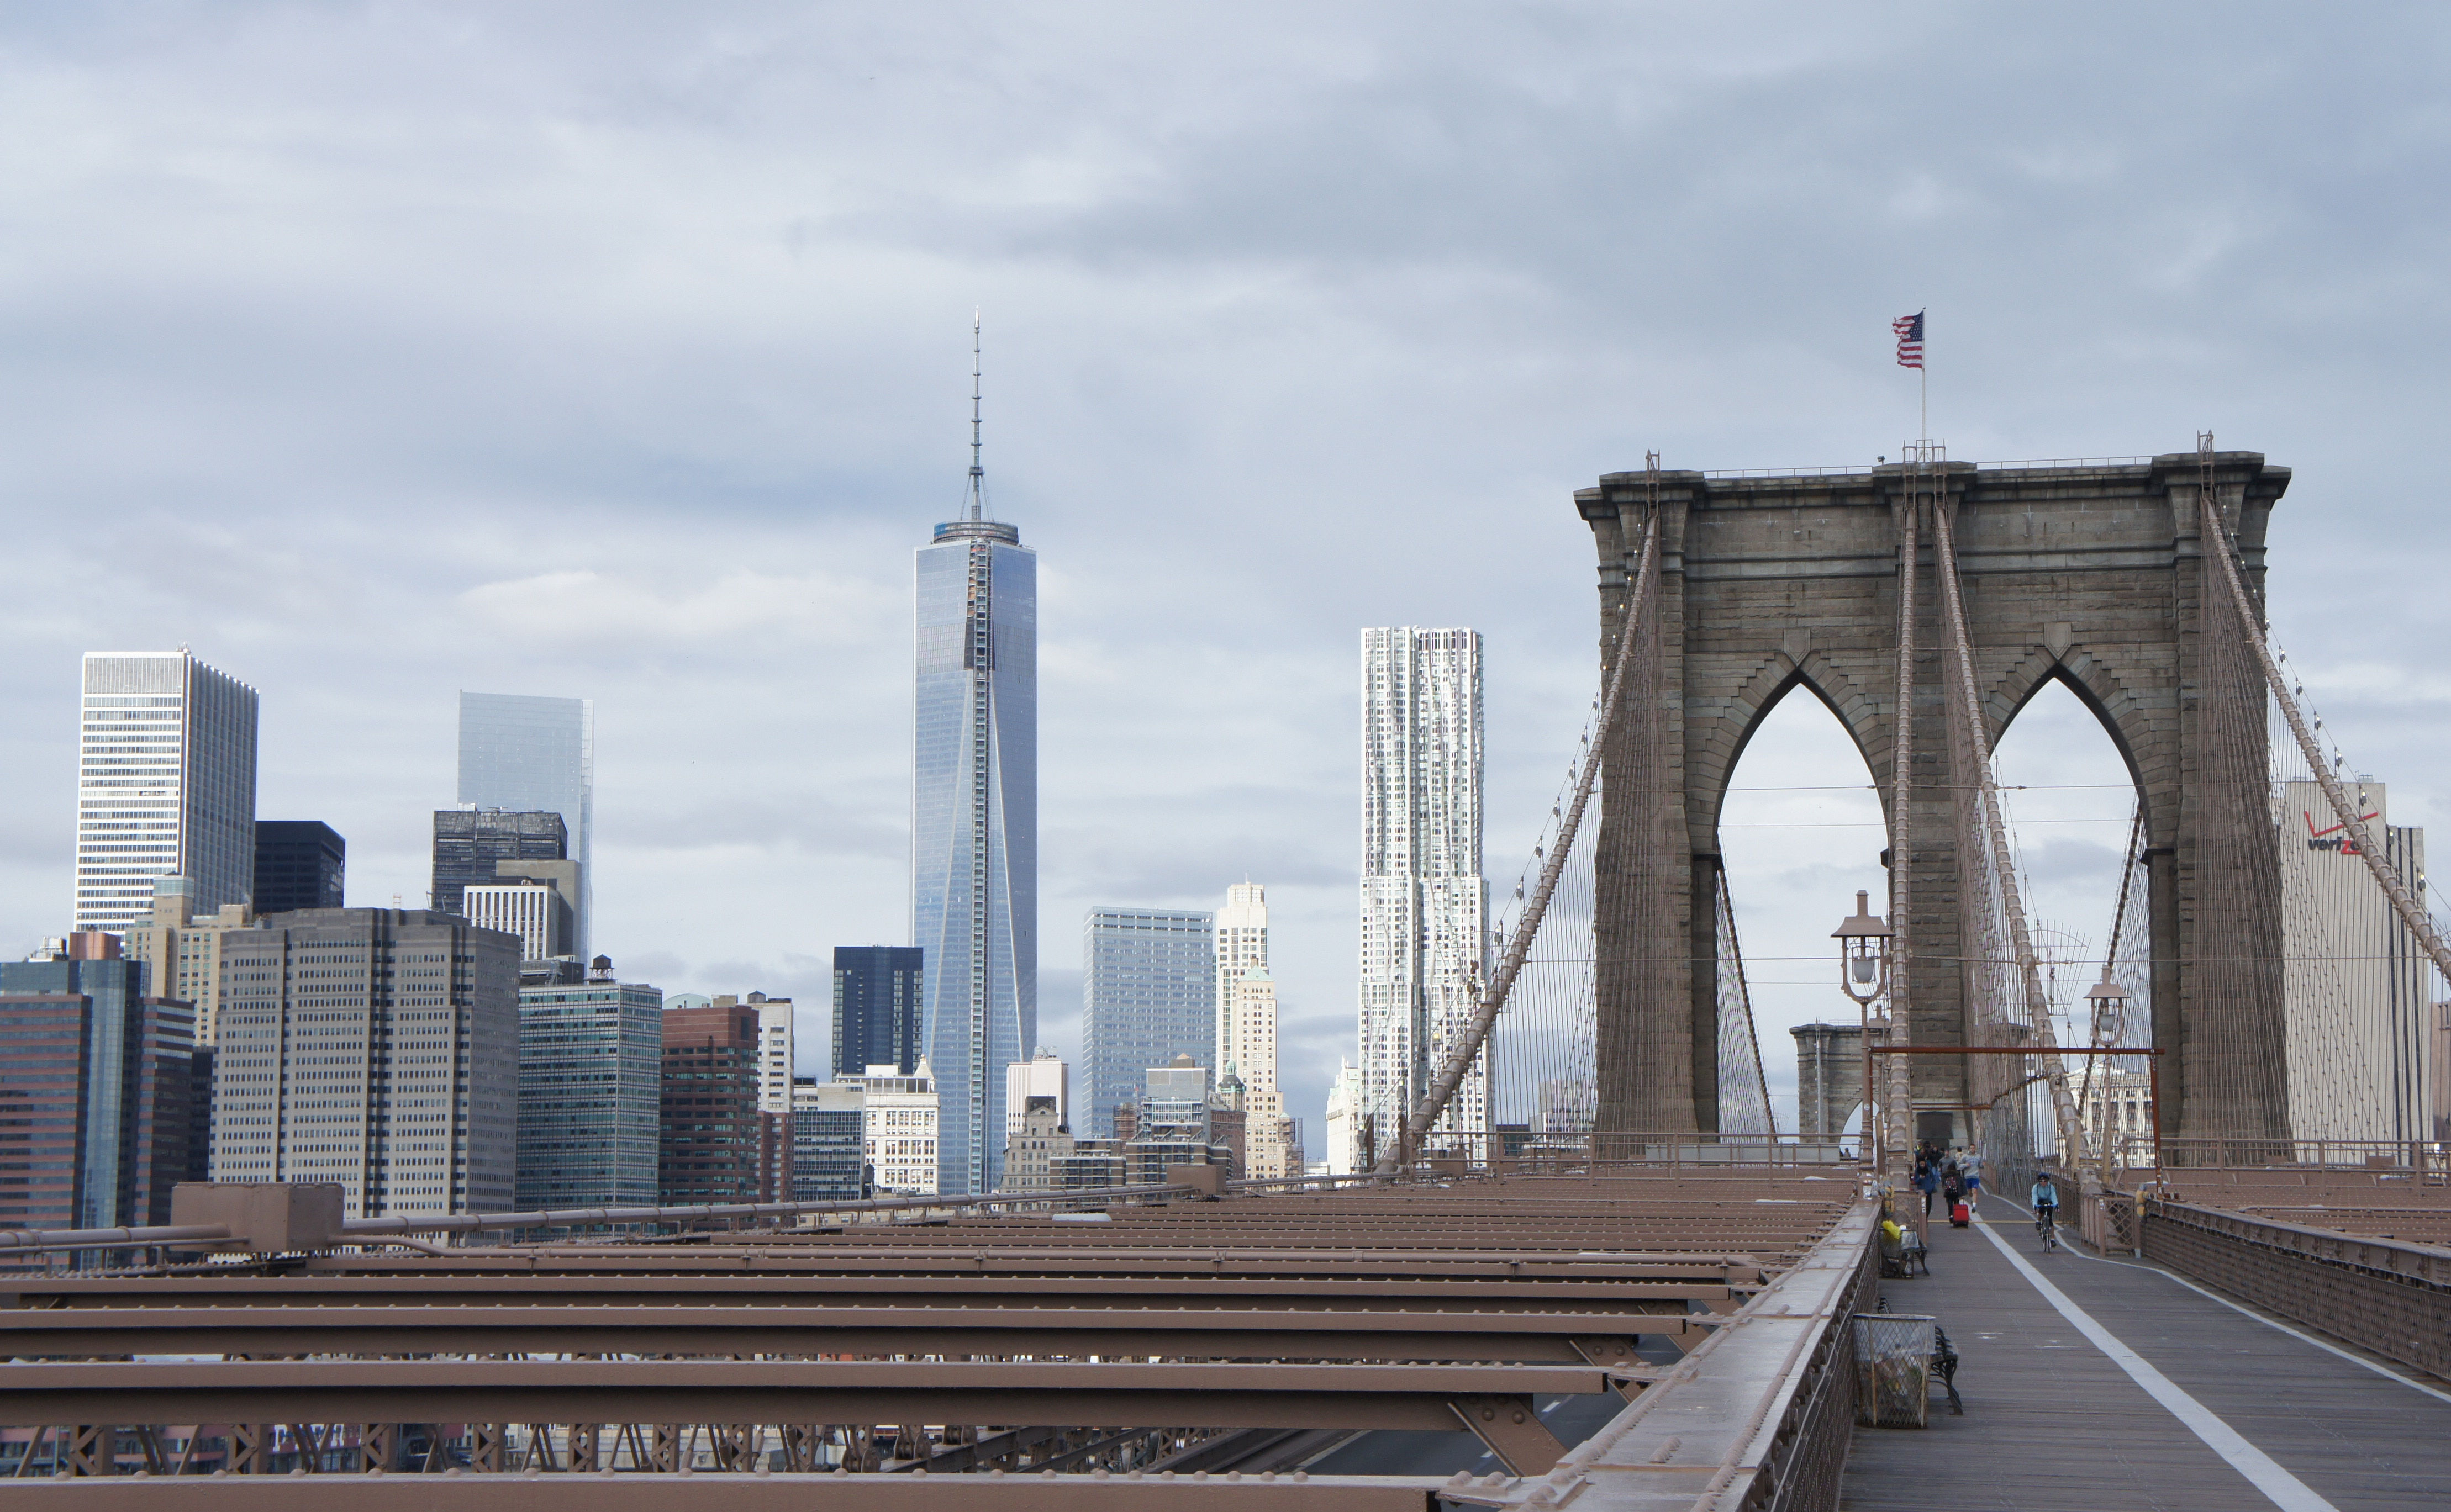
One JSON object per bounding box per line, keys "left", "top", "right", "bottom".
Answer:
{"left": 1930, "top": 474, "right": 2094, "bottom": 1177}
{"left": 1385, "top": 453, "right": 1665, "bottom": 1171}
{"left": 2197, "top": 431, "right": 2451, "bottom": 993}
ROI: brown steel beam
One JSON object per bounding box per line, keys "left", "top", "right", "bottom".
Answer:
{"left": 0, "top": 1304, "right": 1712, "bottom": 1361}
{"left": 3, "top": 1275, "right": 1746, "bottom": 1308}
{"left": 0, "top": 1360, "right": 1611, "bottom": 1431}
{"left": 0, "top": 1476, "right": 1452, "bottom": 1507}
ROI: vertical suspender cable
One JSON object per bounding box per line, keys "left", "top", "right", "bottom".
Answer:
{"left": 1931, "top": 500, "right": 2092, "bottom": 1169}
{"left": 1389, "top": 475, "right": 1661, "bottom": 1169}
{"left": 1885, "top": 462, "right": 1922, "bottom": 1205}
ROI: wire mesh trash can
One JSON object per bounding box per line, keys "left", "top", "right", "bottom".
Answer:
{"left": 1853, "top": 1313, "right": 1935, "bottom": 1428}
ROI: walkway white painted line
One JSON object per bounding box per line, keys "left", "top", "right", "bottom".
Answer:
{"left": 1973, "top": 1214, "right": 2339, "bottom": 1512}
{"left": 1994, "top": 1194, "right": 2451, "bottom": 1408}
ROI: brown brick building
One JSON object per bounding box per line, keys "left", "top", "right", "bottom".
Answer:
{"left": 659, "top": 1002, "right": 779, "bottom": 1204}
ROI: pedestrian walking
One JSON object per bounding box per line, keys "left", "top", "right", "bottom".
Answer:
{"left": 1914, "top": 1160, "right": 1939, "bottom": 1218}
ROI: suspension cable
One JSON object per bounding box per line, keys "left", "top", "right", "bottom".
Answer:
{"left": 2196, "top": 431, "right": 2451, "bottom": 987}
{"left": 1931, "top": 495, "right": 2092, "bottom": 1170}
{"left": 1388, "top": 457, "right": 1662, "bottom": 1168}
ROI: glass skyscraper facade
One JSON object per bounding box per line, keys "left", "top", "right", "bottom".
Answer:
{"left": 76, "top": 651, "right": 259, "bottom": 933}
{"left": 834, "top": 944, "right": 924, "bottom": 1077}
{"left": 516, "top": 965, "right": 662, "bottom": 1212}
{"left": 458, "top": 692, "right": 595, "bottom": 956}
{"left": 0, "top": 942, "right": 194, "bottom": 1231}
{"left": 913, "top": 514, "right": 1036, "bottom": 1196}
{"left": 1359, "top": 628, "right": 1491, "bottom": 1149}
{"left": 1081, "top": 908, "right": 1215, "bottom": 1138}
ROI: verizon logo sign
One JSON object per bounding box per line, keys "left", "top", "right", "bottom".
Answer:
{"left": 2305, "top": 810, "right": 2380, "bottom": 855}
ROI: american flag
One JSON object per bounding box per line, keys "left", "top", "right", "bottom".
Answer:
{"left": 1893, "top": 311, "right": 1925, "bottom": 369}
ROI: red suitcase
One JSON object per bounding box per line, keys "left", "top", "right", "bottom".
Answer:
{"left": 1949, "top": 1200, "right": 1971, "bottom": 1228}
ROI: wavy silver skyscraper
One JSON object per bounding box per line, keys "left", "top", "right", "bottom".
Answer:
{"left": 1358, "top": 628, "right": 1489, "bottom": 1156}
{"left": 913, "top": 325, "right": 1037, "bottom": 1194}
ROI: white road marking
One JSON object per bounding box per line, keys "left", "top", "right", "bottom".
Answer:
{"left": 1996, "top": 1194, "right": 2451, "bottom": 1408}
{"left": 1973, "top": 1214, "right": 2338, "bottom": 1512}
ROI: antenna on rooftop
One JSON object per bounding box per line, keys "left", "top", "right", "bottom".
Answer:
{"left": 967, "top": 311, "right": 986, "bottom": 520}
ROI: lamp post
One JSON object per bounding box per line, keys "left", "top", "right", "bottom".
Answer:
{"left": 2083, "top": 969, "right": 2132, "bottom": 1181}
{"left": 1832, "top": 890, "right": 1894, "bottom": 1171}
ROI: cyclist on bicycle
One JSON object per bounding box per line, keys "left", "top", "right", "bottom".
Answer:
{"left": 2031, "top": 1177, "right": 2059, "bottom": 1245}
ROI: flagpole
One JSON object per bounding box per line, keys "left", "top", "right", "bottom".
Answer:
{"left": 1920, "top": 313, "right": 1928, "bottom": 445}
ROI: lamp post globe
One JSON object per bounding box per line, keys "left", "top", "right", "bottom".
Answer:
{"left": 1832, "top": 890, "right": 1894, "bottom": 1007}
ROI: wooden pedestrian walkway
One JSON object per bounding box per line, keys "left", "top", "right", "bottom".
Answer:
{"left": 1841, "top": 1198, "right": 2451, "bottom": 1510}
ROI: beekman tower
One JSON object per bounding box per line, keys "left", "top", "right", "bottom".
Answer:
{"left": 914, "top": 319, "right": 1037, "bottom": 1194}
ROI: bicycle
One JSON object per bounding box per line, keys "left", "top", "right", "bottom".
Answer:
{"left": 2034, "top": 1203, "right": 2059, "bottom": 1252}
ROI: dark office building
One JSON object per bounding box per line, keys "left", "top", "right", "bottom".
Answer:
{"left": 789, "top": 1080, "right": 870, "bottom": 1203}
{"left": 660, "top": 1002, "right": 774, "bottom": 1205}
{"left": 186, "top": 1045, "right": 215, "bottom": 1183}
{"left": 430, "top": 810, "right": 566, "bottom": 918}
{"left": 252, "top": 821, "right": 345, "bottom": 913}
{"left": 0, "top": 934, "right": 193, "bottom": 1231}
{"left": 833, "top": 945, "right": 923, "bottom": 1077}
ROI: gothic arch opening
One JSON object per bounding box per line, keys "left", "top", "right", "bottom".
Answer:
{"left": 1714, "top": 676, "right": 1886, "bottom": 1138}
{"left": 1989, "top": 673, "right": 2145, "bottom": 1040}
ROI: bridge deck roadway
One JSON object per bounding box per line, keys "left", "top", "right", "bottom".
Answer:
{"left": 1841, "top": 1198, "right": 2451, "bottom": 1511}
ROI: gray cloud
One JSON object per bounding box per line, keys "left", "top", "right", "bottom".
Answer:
{"left": 3, "top": 3, "right": 2446, "bottom": 1144}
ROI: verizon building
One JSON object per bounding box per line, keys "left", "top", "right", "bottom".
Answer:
{"left": 2276, "top": 780, "right": 2433, "bottom": 1146}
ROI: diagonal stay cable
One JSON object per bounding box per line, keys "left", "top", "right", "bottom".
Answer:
{"left": 1387, "top": 462, "right": 1662, "bottom": 1169}
{"left": 2195, "top": 431, "right": 2451, "bottom": 990}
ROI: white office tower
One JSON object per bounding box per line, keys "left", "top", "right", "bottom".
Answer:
{"left": 1215, "top": 882, "right": 1269, "bottom": 1059}
{"left": 1215, "top": 884, "right": 1290, "bottom": 1178}
{"left": 1229, "top": 968, "right": 1292, "bottom": 1180}
{"left": 715, "top": 993, "right": 797, "bottom": 1117}
{"left": 461, "top": 881, "right": 573, "bottom": 961}
{"left": 76, "top": 651, "right": 259, "bottom": 934}
{"left": 1324, "top": 1060, "right": 1365, "bottom": 1176}
{"left": 2276, "top": 779, "right": 2433, "bottom": 1145}
{"left": 1005, "top": 1048, "right": 1069, "bottom": 1147}
{"left": 857, "top": 1059, "right": 941, "bottom": 1195}
{"left": 1358, "top": 628, "right": 1491, "bottom": 1155}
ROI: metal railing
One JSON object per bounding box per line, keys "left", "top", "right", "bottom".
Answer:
{"left": 2115, "top": 1135, "right": 2450, "bottom": 1175}
{"left": 1414, "top": 1129, "right": 1863, "bottom": 1173}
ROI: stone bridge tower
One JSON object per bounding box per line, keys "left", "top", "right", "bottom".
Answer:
{"left": 1577, "top": 452, "right": 2292, "bottom": 1145}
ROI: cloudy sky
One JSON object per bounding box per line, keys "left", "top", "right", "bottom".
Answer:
{"left": 6, "top": 4, "right": 2448, "bottom": 1141}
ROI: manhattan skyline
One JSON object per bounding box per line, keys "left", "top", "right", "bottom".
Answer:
{"left": 2, "top": 7, "right": 2444, "bottom": 1148}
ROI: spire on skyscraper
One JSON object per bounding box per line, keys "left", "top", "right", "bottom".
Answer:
{"left": 967, "top": 311, "right": 985, "bottom": 521}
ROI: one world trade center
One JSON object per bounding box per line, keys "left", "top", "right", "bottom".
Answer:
{"left": 913, "top": 323, "right": 1036, "bottom": 1194}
